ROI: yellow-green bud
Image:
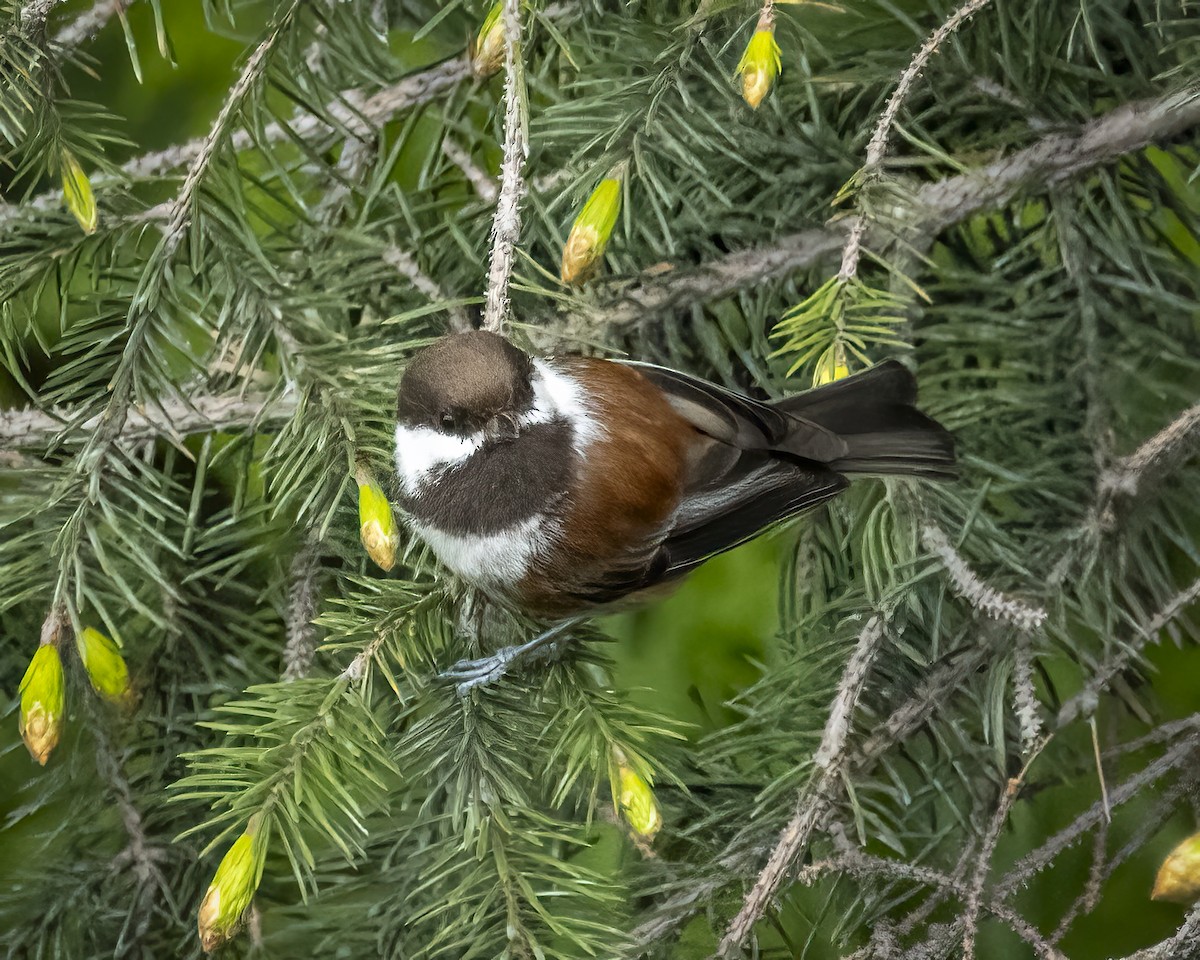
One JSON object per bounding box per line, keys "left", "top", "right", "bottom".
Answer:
{"left": 77, "top": 626, "right": 133, "bottom": 705}
{"left": 1152, "top": 832, "right": 1200, "bottom": 905}
{"left": 813, "top": 351, "right": 851, "bottom": 387}
{"left": 19, "top": 644, "right": 65, "bottom": 766}
{"left": 60, "top": 148, "right": 98, "bottom": 235}
{"left": 560, "top": 176, "right": 622, "bottom": 285}
{"left": 356, "top": 468, "right": 398, "bottom": 572}
{"left": 737, "top": 26, "right": 782, "bottom": 110}
{"left": 197, "top": 826, "right": 266, "bottom": 952}
{"left": 471, "top": 2, "right": 505, "bottom": 79}
{"left": 614, "top": 750, "right": 662, "bottom": 840}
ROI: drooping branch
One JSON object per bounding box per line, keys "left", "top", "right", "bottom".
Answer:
{"left": 581, "top": 84, "right": 1200, "bottom": 334}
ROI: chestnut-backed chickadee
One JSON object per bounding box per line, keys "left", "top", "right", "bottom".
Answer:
{"left": 394, "top": 331, "right": 954, "bottom": 622}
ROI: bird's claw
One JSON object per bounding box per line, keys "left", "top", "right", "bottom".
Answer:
{"left": 441, "top": 647, "right": 518, "bottom": 695}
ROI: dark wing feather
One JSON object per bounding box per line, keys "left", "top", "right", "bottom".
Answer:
{"left": 659, "top": 460, "right": 847, "bottom": 577}
{"left": 617, "top": 359, "right": 848, "bottom": 463}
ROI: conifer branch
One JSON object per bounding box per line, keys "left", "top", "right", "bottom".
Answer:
{"left": 282, "top": 541, "right": 321, "bottom": 681}
{"left": 717, "top": 617, "right": 885, "bottom": 957}
{"left": 383, "top": 246, "right": 472, "bottom": 333}
{"left": 1098, "top": 400, "right": 1200, "bottom": 504}
{"left": 920, "top": 525, "right": 1047, "bottom": 631}
{"left": 838, "top": 0, "right": 995, "bottom": 281}
{"left": 962, "top": 746, "right": 1047, "bottom": 959}
{"left": 1055, "top": 576, "right": 1200, "bottom": 728}
{"left": 0, "top": 392, "right": 296, "bottom": 451}
{"left": 442, "top": 136, "right": 499, "bottom": 203}
{"left": 51, "top": 0, "right": 127, "bottom": 50}
{"left": 994, "top": 733, "right": 1200, "bottom": 900}
{"left": 589, "top": 84, "right": 1200, "bottom": 333}
{"left": 481, "top": 0, "right": 527, "bottom": 334}
{"left": 1114, "top": 909, "right": 1200, "bottom": 960}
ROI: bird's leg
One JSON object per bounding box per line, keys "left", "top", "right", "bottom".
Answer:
{"left": 442, "top": 617, "right": 583, "bottom": 695}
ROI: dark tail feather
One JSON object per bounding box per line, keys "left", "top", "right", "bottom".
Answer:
{"left": 774, "top": 360, "right": 956, "bottom": 479}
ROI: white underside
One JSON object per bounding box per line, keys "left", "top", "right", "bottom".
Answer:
{"left": 412, "top": 514, "right": 558, "bottom": 589}
{"left": 395, "top": 358, "right": 600, "bottom": 586}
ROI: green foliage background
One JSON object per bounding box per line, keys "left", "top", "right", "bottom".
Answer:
{"left": 1, "top": 0, "right": 1198, "bottom": 958}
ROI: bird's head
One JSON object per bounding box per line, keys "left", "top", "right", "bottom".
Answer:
{"left": 396, "top": 331, "right": 534, "bottom": 444}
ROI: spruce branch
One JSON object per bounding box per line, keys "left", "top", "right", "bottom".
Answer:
{"left": 50, "top": 0, "right": 127, "bottom": 50}
{"left": 481, "top": 0, "right": 528, "bottom": 335}
{"left": 442, "top": 136, "right": 499, "bottom": 204}
{"left": 994, "top": 733, "right": 1200, "bottom": 900}
{"left": 920, "top": 525, "right": 1047, "bottom": 631}
{"left": 0, "top": 392, "right": 297, "bottom": 451}
{"left": 382, "top": 246, "right": 472, "bottom": 334}
{"left": 1098, "top": 400, "right": 1200, "bottom": 509}
{"left": 282, "top": 540, "right": 321, "bottom": 681}
{"left": 717, "top": 617, "right": 886, "bottom": 957}
{"left": 961, "top": 744, "right": 1048, "bottom": 959}
{"left": 1055, "top": 576, "right": 1200, "bottom": 729}
{"left": 838, "top": 0, "right": 995, "bottom": 281}
{"left": 1115, "top": 909, "right": 1200, "bottom": 960}
{"left": 584, "top": 84, "right": 1200, "bottom": 335}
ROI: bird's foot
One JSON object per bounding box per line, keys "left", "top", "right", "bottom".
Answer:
{"left": 442, "top": 645, "right": 523, "bottom": 695}
{"left": 441, "top": 618, "right": 582, "bottom": 695}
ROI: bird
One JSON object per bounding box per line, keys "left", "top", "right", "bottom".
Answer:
{"left": 393, "top": 331, "right": 954, "bottom": 686}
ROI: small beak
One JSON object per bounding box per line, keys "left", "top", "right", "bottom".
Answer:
{"left": 484, "top": 413, "right": 520, "bottom": 443}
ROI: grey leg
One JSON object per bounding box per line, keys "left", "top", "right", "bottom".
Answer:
{"left": 441, "top": 618, "right": 583, "bottom": 695}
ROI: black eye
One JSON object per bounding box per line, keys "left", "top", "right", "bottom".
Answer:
{"left": 439, "top": 412, "right": 456, "bottom": 430}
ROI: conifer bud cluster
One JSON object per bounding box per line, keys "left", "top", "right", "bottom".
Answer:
{"left": 18, "top": 615, "right": 134, "bottom": 765}
{"left": 60, "top": 148, "right": 98, "bottom": 235}
{"left": 612, "top": 746, "right": 663, "bottom": 841}
{"left": 1152, "top": 831, "right": 1200, "bottom": 905}
{"left": 471, "top": 2, "right": 505, "bottom": 79}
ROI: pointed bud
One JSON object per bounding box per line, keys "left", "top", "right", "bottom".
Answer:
{"left": 613, "top": 748, "right": 662, "bottom": 841}
{"left": 60, "top": 148, "right": 98, "bottom": 235}
{"left": 471, "top": 2, "right": 505, "bottom": 79}
{"left": 19, "top": 644, "right": 65, "bottom": 766}
{"left": 737, "top": 15, "right": 781, "bottom": 110}
{"left": 77, "top": 626, "right": 133, "bottom": 706}
{"left": 1152, "top": 832, "right": 1200, "bottom": 905}
{"left": 356, "top": 466, "right": 398, "bottom": 572}
{"left": 560, "top": 175, "right": 622, "bottom": 285}
{"left": 198, "top": 825, "right": 266, "bottom": 952}
{"left": 813, "top": 349, "right": 851, "bottom": 386}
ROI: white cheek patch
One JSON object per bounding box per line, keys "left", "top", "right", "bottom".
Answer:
{"left": 412, "top": 515, "right": 555, "bottom": 588}
{"left": 529, "top": 360, "right": 601, "bottom": 453}
{"left": 394, "top": 423, "right": 483, "bottom": 497}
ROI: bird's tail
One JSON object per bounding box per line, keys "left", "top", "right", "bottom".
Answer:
{"left": 773, "top": 361, "right": 956, "bottom": 479}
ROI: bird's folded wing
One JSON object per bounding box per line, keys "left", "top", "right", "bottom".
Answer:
{"left": 617, "top": 359, "right": 847, "bottom": 462}
{"left": 659, "top": 459, "right": 848, "bottom": 577}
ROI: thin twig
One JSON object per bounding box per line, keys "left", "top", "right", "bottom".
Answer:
{"left": 921, "top": 525, "right": 1047, "bottom": 632}
{"left": 383, "top": 246, "right": 473, "bottom": 334}
{"left": 481, "top": 0, "right": 528, "bottom": 334}
{"left": 1056, "top": 577, "right": 1200, "bottom": 728}
{"left": 51, "top": 0, "right": 127, "bottom": 49}
{"left": 442, "top": 136, "right": 499, "bottom": 203}
{"left": 839, "top": 0, "right": 995, "bottom": 280}
{"left": 962, "top": 744, "right": 1048, "bottom": 959}
{"left": 995, "top": 734, "right": 1200, "bottom": 900}
{"left": 282, "top": 541, "right": 321, "bottom": 681}
{"left": 716, "top": 617, "right": 886, "bottom": 957}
